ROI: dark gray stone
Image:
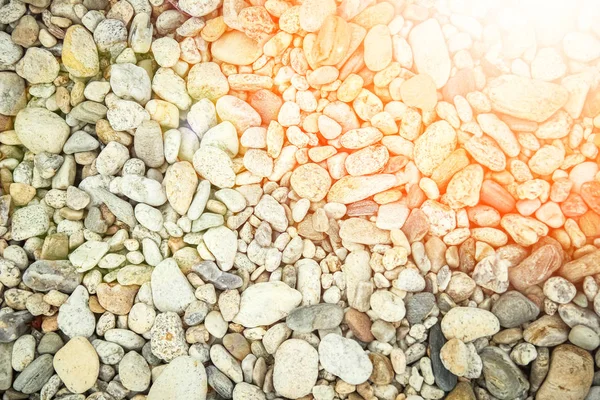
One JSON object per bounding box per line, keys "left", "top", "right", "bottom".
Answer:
{"left": 491, "top": 291, "right": 539, "bottom": 328}
{"left": 429, "top": 323, "right": 457, "bottom": 392}
{"left": 0, "top": 310, "right": 33, "bottom": 343}
{"left": 406, "top": 292, "right": 435, "bottom": 324}
{"left": 207, "top": 365, "right": 234, "bottom": 399}
{"left": 480, "top": 346, "right": 529, "bottom": 400}
{"left": 286, "top": 304, "right": 344, "bottom": 333}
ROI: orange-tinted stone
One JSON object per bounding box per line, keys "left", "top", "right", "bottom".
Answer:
{"left": 509, "top": 244, "right": 562, "bottom": 291}
{"left": 580, "top": 181, "right": 600, "bottom": 214}
{"left": 579, "top": 210, "right": 600, "bottom": 238}
{"left": 560, "top": 193, "right": 588, "bottom": 217}
{"left": 248, "top": 89, "right": 283, "bottom": 123}
{"left": 345, "top": 308, "right": 375, "bottom": 342}
{"left": 238, "top": 6, "right": 276, "bottom": 42}
{"left": 480, "top": 180, "right": 516, "bottom": 214}
{"left": 407, "top": 184, "right": 426, "bottom": 209}
{"left": 312, "top": 15, "right": 351, "bottom": 66}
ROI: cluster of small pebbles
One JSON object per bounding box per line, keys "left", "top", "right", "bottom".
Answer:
{"left": 3, "top": 0, "right": 600, "bottom": 399}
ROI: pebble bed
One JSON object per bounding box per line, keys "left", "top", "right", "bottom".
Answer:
{"left": 2, "top": 0, "right": 600, "bottom": 399}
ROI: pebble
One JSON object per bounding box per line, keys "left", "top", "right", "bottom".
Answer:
{"left": 286, "top": 304, "right": 344, "bottom": 333}
{"left": 16, "top": 48, "right": 59, "bottom": 84}
{"left": 273, "top": 339, "right": 319, "bottom": 398}
{"left": 119, "top": 351, "right": 151, "bottom": 391}
{"left": 544, "top": 276, "right": 577, "bottom": 304}
{"left": 537, "top": 344, "right": 594, "bottom": 400}
{"left": 441, "top": 307, "right": 500, "bottom": 342}
{"left": 62, "top": 25, "right": 100, "bottom": 78}
{"left": 211, "top": 31, "right": 263, "bottom": 66}
{"left": 193, "top": 146, "right": 236, "bottom": 189}
{"left": 234, "top": 282, "right": 302, "bottom": 327}
{"left": 57, "top": 285, "right": 95, "bottom": 338}
{"left": 11, "top": 335, "right": 35, "bottom": 372}
{"left": 151, "top": 258, "right": 196, "bottom": 314}
{"left": 0, "top": 311, "right": 33, "bottom": 343}
{"left": 22, "top": 260, "right": 82, "bottom": 293}
{"left": 147, "top": 356, "right": 207, "bottom": 400}
{"left": 319, "top": 334, "right": 373, "bottom": 385}
{"left": 485, "top": 74, "right": 569, "bottom": 122}
{"left": 364, "top": 25, "right": 392, "bottom": 72}
{"left": 568, "top": 325, "right": 600, "bottom": 351}
{"left": 370, "top": 290, "right": 405, "bottom": 322}
{"left": 110, "top": 63, "right": 152, "bottom": 105}
{"left": 414, "top": 120, "right": 457, "bottom": 176}
{"left": 480, "top": 346, "right": 529, "bottom": 399}
{"left": 188, "top": 62, "right": 229, "bottom": 101}
{"left": 523, "top": 314, "right": 570, "bottom": 347}
{"left": 491, "top": 291, "right": 540, "bottom": 328}
{"left": 400, "top": 74, "right": 437, "bottom": 111}
{"left": 12, "top": 354, "right": 54, "bottom": 394}
{"left": 151, "top": 312, "right": 189, "bottom": 361}
{"left": 14, "top": 107, "right": 69, "bottom": 154}
{"left": 164, "top": 161, "right": 198, "bottom": 215}
{"left": 0, "top": 72, "right": 26, "bottom": 116}
{"left": 53, "top": 337, "right": 99, "bottom": 394}
{"left": 408, "top": 19, "right": 451, "bottom": 88}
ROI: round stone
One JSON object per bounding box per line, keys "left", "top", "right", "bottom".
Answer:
{"left": 290, "top": 163, "right": 332, "bottom": 202}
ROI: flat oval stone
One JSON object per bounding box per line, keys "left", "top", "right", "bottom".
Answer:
{"left": 364, "top": 24, "right": 392, "bottom": 72}
{"left": 164, "top": 161, "right": 198, "bottom": 215}
{"left": 441, "top": 307, "right": 500, "bottom": 342}
{"left": 484, "top": 74, "right": 569, "bottom": 122}
{"left": 22, "top": 260, "right": 82, "bottom": 293}
{"left": 285, "top": 304, "right": 344, "bottom": 333}
{"left": 211, "top": 31, "right": 263, "bottom": 66}
{"left": 408, "top": 19, "right": 451, "bottom": 88}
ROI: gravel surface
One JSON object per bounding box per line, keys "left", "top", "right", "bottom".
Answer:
{"left": 1, "top": 0, "right": 600, "bottom": 400}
